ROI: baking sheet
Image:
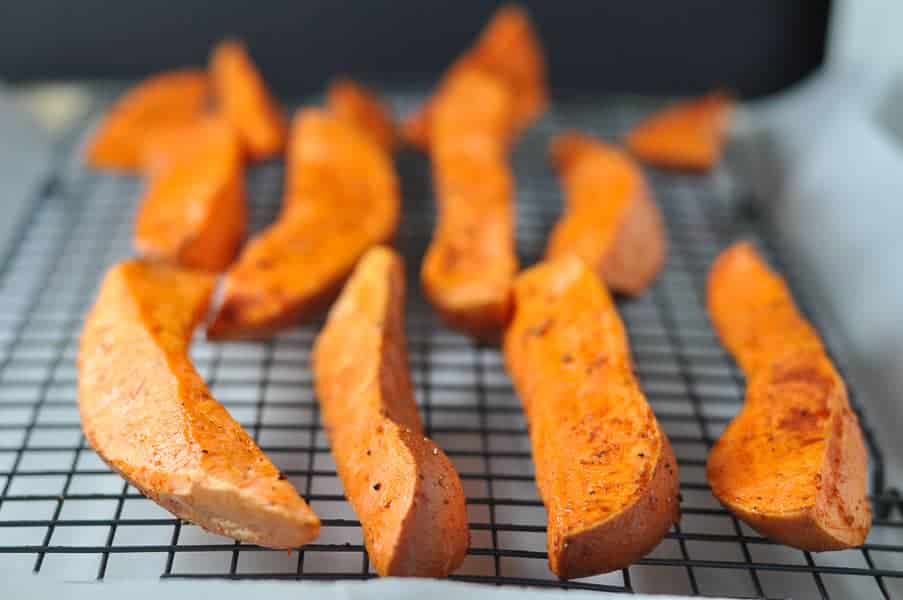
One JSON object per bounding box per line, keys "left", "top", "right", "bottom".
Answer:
{"left": 0, "top": 87, "right": 899, "bottom": 599}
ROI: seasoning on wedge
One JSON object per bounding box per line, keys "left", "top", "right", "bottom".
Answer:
{"left": 313, "top": 246, "right": 469, "bottom": 576}
{"left": 210, "top": 39, "right": 286, "bottom": 161}
{"left": 625, "top": 91, "right": 733, "bottom": 171}
{"left": 326, "top": 78, "right": 396, "bottom": 151}
{"left": 421, "top": 70, "right": 517, "bottom": 340}
{"left": 547, "top": 131, "right": 667, "bottom": 296}
{"left": 78, "top": 260, "right": 320, "bottom": 548}
{"left": 706, "top": 242, "right": 871, "bottom": 550}
{"left": 84, "top": 70, "right": 209, "bottom": 171}
{"left": 134, "top": 117, "right": 246, "bottom": 272}
{"left": 402, "top": 4, "right": 547, "bottom": 150}
{"left": 207, "top": 108, "right": 399, "bottom": 339}
{"left": 504, "top": 257, "right": 680, "bottom": 578}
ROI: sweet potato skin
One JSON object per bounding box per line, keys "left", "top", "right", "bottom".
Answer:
{"left": 134, "top": 117, "right": 246, "bottom": 272}
{"left": 207, "top": 108, "right": 399, "bottom": 339}
{"left": 421, "top": 71, "right": 517, "bottom": 340}
{"left": 504, "top": 257, "right": 680, "bottom": 578}
{"left": 547, "top": 132, "right": 667, "bottom": 296}
{"left": 326, "top": 78, "right": 396, "bottom": 151}
{"left": 402, "top": 5, "right": 546, "bottom": 149}
{"left": 706, "top": 242, "right": 871, "bottom": 550}
{"left": 85, "top": 70, "right": 209, "bottom": 171}
{"left": 625, "top": 91, "right": 732, "bottom": 172}
{"left": 210, "top": 39, "right": 286, "bottom": 161}
{"left": 78, "top": 261, "right": 320, "bottom": 548}
{"left": 313, "top": 247, "right": 469, "bottom": 576}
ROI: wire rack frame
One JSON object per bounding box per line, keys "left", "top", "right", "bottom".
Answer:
{"left": 0, "top": 90, "right": 901, "bottom": 599}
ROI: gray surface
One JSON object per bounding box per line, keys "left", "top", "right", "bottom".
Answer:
{"left": 0, "top": 87, "right": 52, "bottom": 271}
{"left": 5, "top": 577, "right": 706, "bottom": 600}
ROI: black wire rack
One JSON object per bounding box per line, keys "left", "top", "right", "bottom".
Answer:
{"left": 0, "top": 89, "right": 901, "bottom": 599}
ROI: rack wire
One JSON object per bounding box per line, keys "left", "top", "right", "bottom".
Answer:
{"left": 0, "top": 89, "right": 901, "bottom": 599}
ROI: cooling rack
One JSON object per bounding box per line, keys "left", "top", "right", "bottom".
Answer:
{"left": 0, "top": 89, "right": 901, "bottom": 600}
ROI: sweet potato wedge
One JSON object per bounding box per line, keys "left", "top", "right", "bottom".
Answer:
{"left": 402, "top": 4, "right": 547, "bottom": 150}
{"left": 140, "top": 116, "right": 229, "bottom": 175}
{"left": 421, "top": 70, "right": 517, "bottom": 340}
{"left": 78, "top": 260, "right": 320, "bottom": 548}
{"left": 313, "top": 246, "right": 469, "bottom": 576}
{"left": 547, "top": 131, "right": 667, "bottom": 296}
{"left": 326, "top": 78, "right": 396, "bottom": 151}
{"left": 84, "top": 70, "right": 209, "bottom": 171}
{"left": 134, "top": 117, "right": 246, "bottom": 272}
{"left": 706, "top": 242, "right": 871, "bottom": 550}
{"left": 207, "top": 108, "right": 399, "bottom": 339}
{"left": 625, "top": 91, "right": 733, "bottom": 172}
{"left": 504, "top": 256, "right": 680, "bottom": 578}
{"left": 210, "top": 39, "right": 286, "bottom": 161}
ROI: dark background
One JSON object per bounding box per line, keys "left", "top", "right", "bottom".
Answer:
{"left": 0, "top": 0, "right": 830, "bottom": 98}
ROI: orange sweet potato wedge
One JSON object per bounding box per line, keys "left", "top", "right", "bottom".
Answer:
{"left": 134, "top": 117, "right": 246, "bottom": 272}
{"left": 313, "top": 246, "right": 469, "bottom": 576}
{"left": 547, "top": 131, "right": 667, "bottom": 296}
{"left": 78, "top": 260, "right": 320, "bottom": 548}
{"left": 84, "top": 70, "right": 209, "bottom": 171}
{"left": 421, "top": 70, "right": 517, "bottom": 340}
{"left": 402, "top": 4, "right": 547, "bottom": 150}
{"left": 140, "top": 116, "right": 230, "bottom": 175}
{"left": 706, "top": 242, "right": 871, "bottom": 550}
{"left": 625, "top": 91, "right": 733, "bottom": 171}
{"left": 326, "top": 78, "right": 396, "bottom": 152}
{"left": 210, "top": 39, "right": 286, "bottom": 161}
{"left": 207, "top": 108, "right": 399, "bottom": 339}
{"left": 504, "top": 256, "right": 680, "bottom": 578}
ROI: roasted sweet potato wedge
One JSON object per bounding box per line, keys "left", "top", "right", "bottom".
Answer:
{"left": 625, "top": 91, "right": 733, "bottom": 172}
{"left": 140, "top": 116, "right": 229, "bottom": 174}
{"left": 402, "top": 4, "right": 546, "bottom": 150}
{"left": 326, "top": 78, "right": 396, "bottom": 151}
{"left": 210, "top": 39, "right": 286, "bottom": 161}
{"left": 421, "top": 70, "right": 517, "bottom": 340}
{"left": 134, "top": 117, "right": 246, "bottom": 272}
{"left": 547, "top": 131, "right": 667, "bottom": 296}
{"left": 78, "top": 260, "right": 320, "bottom": 548}
{"left": 706, "top": 242, "right": 871, "bottom": 550}
{"left": 313, "top": 246, "right": 469, "bottom": 576}
{"left": 207, "top": 108, "right": 399, "bottom": 339}
{"left": 84, "top": 70, "right": 209, "bottom": 171}
{"left": 504, "top": 256, "right": 680, "bottom": 578}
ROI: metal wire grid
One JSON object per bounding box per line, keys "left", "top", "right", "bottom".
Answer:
{"left": 0, "top": 91, "right": 901, "bottom": 599}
